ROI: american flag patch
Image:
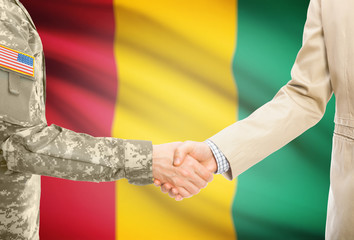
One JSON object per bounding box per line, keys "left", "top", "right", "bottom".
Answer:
{"left": 0, "top": 44, "right": 35, "bottom": 77}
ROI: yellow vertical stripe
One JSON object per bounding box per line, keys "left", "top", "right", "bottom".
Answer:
{"left": 113, "top": 1, "right": 237, "bottom": 239}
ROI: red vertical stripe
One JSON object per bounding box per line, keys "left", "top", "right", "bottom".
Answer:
{"left": 20, "top": 1, "right": 117, "bottom": 239}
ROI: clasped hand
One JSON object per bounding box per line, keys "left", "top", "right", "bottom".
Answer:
{"left": 152, "top": 141, "right": 217, "bottom": 201}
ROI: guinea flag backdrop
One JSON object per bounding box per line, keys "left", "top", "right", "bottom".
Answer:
{"left": 20, "top": 0, "right": 334, "bottom": 239}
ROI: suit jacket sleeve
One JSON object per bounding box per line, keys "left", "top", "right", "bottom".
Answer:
{"left": 210, "top": 0, "right": 332, "bottom": 180}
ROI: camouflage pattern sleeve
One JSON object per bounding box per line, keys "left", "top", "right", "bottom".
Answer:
{"left": 1, "top": 123, "right": 153, "bottom": 185}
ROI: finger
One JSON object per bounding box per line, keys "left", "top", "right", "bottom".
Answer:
{"left": 167, "top": 188, "right": 179, "bottom": 198}
{"left": 154, "top": 179, "right": 162, "bottom": 186}
{"left": 175, "top": 194, "right": 183, "bottom": 201}
{"left": 161, "top": 183, "right": 173, "bottom": 193}
{"left": 168, "top": 188, "right": 178, "bottom": 198}
{"left": 187, "top": 173, "right": 208, "bottom": 190}
{"left": 192, "top": 159, "right": 214, "bottom": 182}
{"left": 180, "top": 157, "right": 211, "bottom": 189}
{"left": 185, "top": 155, "right": 213, "bottom": 182}
{"left": 173, "top": 141, "right": 195, "bottom": 166}
{"left": 167, "top": 189, "right": 183, "bottom": 201}
{"left": 171, "top": 188, "right": 179, "bottom": 195}
{"left": 175, "top": 179, "right": 200, "bottom": 197}
{"left": 174, "top": 187, "right": 193, "bottom": 199}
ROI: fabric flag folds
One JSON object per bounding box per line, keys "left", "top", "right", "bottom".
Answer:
{"left": 21, "top": 0, "right": 237, "bottom": 239}
{"left": 15, "top": 0, "right": 333, "bottom": 239}
{"left": 21, "top": 0, "right": 117, "bottom": 239}
{"left": 113, "top": 0, "right": 237, "bottom": 239}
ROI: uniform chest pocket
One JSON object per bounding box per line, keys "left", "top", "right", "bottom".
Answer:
{"left": 0, "top": 69, "right": 35, "bottom": 123}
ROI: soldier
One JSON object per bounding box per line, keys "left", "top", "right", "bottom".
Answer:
{"left": 0, "top": 0, "right": 213, "bottom": 239}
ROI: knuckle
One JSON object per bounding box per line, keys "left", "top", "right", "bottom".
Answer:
{"left": 168, "top": 191, "right": 175, "bottom": 198}
{"left": 162, "top": 184, "right": 171, "bottom": 192}
{"left": 179, "top": 189, "right": 189, "bottom": 198}
{"left": 200, "top": 171, "right": 209, "bottom": 180}
{"left": 186, "top": 160, "right": 194, "bottom": 167}
{"left": 172, "top": 177, "right": 181, "bottom": 187}
{"left": 171, "top": 188, "right": 178, "bottom": 195}
{"left": 180, "top": 169, "right": 190, "bottom": 178}
{"left": 165, "top": 184, "right": 172, "bottom": 190}
{"left": 182, "top": 192, "right": 191, "bottom": 198}
{"left": 189, "top": 187, "right": 198, "bottom": 195}
{"left": 205, "top": 172, "right": 213, "bottom": 182}
{"left": 185, "top": 140, "right": 192, "bottom": 144}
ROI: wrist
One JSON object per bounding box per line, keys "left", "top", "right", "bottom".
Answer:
{"left": 201, "top": 142, "right": 217, "bottom": 173}
{"left": 208, "top": 154, "right": 218, "bottom": 173}
{"left": 204, "top": 139, "right": 229, "bottom": 174}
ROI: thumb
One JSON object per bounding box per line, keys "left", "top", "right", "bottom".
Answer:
{"left": 173, "top": 141, "right": 195, "bottom": 166}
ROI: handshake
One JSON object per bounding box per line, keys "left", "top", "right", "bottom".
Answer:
{"left": 152, "top": 141, "right": 217, "bottom": 201}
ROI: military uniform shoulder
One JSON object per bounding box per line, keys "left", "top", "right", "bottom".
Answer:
{"left": 0, "top": 0, "right": 36, "bottom": 54}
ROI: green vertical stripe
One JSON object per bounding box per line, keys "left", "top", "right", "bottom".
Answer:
{"left": 232, "top": 0, "right": 335, "bottom": 239}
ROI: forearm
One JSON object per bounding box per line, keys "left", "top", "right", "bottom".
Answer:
{"left": 211, "top": 83, "right": 331, "bottom": 179}
{"left": 1, "top": 123, "right": 153, "bottom": 185}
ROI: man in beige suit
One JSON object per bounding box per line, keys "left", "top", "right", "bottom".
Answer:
{"left": 156, "top": 0, "right": 353, "bottom": 238}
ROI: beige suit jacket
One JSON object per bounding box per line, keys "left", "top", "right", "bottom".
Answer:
{"left": 210, "top": 0, "right": 353, "bottom": 238}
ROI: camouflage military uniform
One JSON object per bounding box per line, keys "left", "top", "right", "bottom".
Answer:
{"left": 0, "top": 0, "right": 153, "bottom": 239}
